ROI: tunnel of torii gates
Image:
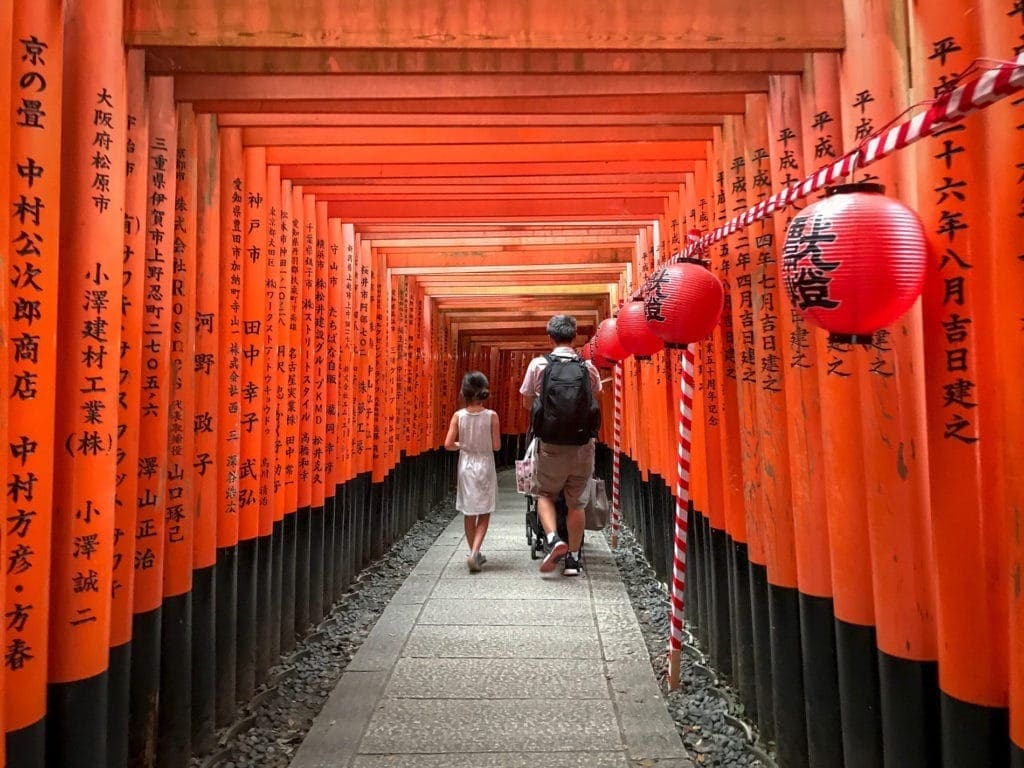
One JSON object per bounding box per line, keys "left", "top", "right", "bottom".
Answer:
{"left": 0, "top": 0, "right": 1022, "bottom": 767}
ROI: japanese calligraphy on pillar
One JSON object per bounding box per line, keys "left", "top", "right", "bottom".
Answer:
{"left": 312, "top": 217, "right": 327, "bottom": 499}
{"left": 51, "top": 62, "right": 127, "bottom": 680}
{"left": 239, "top": 150, "right": 266, "bottom": 534}
{"left": 299, "top": 202, "right": 316, "bottom": 493}
{"left": 113, "top": 53, "right": 145, "bottom": 646}
{"left": 325, "top": 229, "right": 341, "bottom": 487}
{"left": 713, "top": 171, "right": 737, "bottom": 381}
{"left": 730, "top": 152, "right": 755, "bottom": 386}
{"left": 928, "top": 35, "right": 979, "bottom": 445}
{"left": 224, "top": 175, "right": 243, "bottom": 520}
{"left": 354, "top": 259, "right": 372, "bottom": 460}
{"left": 164, "top": 109, "right": 196, "bottom": 596}
{"left": 775, "top": 125, "right": 813, "bottom": 371}
{"left": 135, "top": 78, "right": 176, "bottom": 612}
{"left": 261, "top": 177, "right": 278, "bottom": 532}
{"left": 6, "top": 19, "right": 59, "bottom": 705}
{"left": 749, "top": 145, "right": 782, "bottom": 394}
{"left": 274, "top": 183, "right": 290, "bottom": 514}
{"left": 285, "top": 194, "right": 300, "bottom": 497}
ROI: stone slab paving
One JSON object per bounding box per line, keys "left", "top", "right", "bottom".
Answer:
{"left": 290, "top": 471, "right": 693, "bottom": 768}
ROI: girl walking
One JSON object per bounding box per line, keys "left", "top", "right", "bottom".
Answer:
{"left": 444, "top": 371, "right": 500, "bottom": 572}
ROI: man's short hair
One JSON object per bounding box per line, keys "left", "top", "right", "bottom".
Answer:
{"left": 546, "top": 314, "right": 577, "bottom": 344}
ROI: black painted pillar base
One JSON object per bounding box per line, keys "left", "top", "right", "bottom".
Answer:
{"left": 730, "top": 539, "right": 757, "bottom": 721}
{"left": 270, "top": 519, "right": 284, "bottom": 662}
{"left": 309, "top": 504, "right": 325, "bottom": 625}
{"left": 157, "top": 591, "right": 192, "bottom": 768}
{"left": 940, "top": 691, "right": 1010, "bottom": 768}
{"left": 108, "top": 641, "right": 132, "bottom": 768}
{"left": 6, "top": 718, "right": 45, "bottom": 768}
{"left": 47, "top": 671, "right": 108, "bottom": 767}
{"left": 214, "top": 545, "right": 238, "bottom": 727}
{"left": 191, "top": 564, "right": 216, "bottom": 754}
{"left": 749, "top": 562, "right": 775, "bottom": 740}
{"left": 281, "top": 512, "right": 297, "bottom": 652}
{"left": 768, "top": 583, "right": 808, "bottom": 768}
{"left": 798, "top": 594, "right": 844, "bottom": 768}
{"left": 323, "top": 494, "right": 336, "bottom": 609}
{"left": 236, "top": 537, "right": 258, "bottom": 704}
{"left": 255, "top": 533, "right": 273, "bottom": 684}
{"left": 877, "top": 651, "right": 940, "bottom": 768}
{"left": 835, "top": 618, "right": 883, "bottom": 768}
{"left": 128, "top": 606, "right": 162, "bottom": 767}
{"left": 709, "top": 527, "right": 733, "bottom": 678}
{"left": 295, "top": 506, "right": 311, "bottom": 637}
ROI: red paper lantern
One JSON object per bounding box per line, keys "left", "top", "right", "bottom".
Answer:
{"left": 643, "top": 261, "right": 724, "bottom": 347}
{"left": 593, "top": 318, "right": 630, "bottom": 363}
{"left": 616, "top": 300, "right": 665, "bottom": 359}
{"left": 781, "top": 183, "right": 928, "bottom": 344}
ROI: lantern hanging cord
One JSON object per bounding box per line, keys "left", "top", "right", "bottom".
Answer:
{"left": 627, "top": 51, "right": 1024, "bottom": 302}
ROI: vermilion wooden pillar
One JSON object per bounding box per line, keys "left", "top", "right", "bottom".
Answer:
{"left": 190, "top": 111, "right": 220, "bottom": 755}
{"left": 262, "top": 164, "right": 282, "bottom": 669}
{"left": 326, "top": 217, "right": 344, "bottom": 600}
{"left": 48, "top": 1, "right": 125, "bottom": 765}
{"left": 745, "top": 91, "right": 807, "bottom": 767}
{"left": 722, "top": 115, "right": 769, "bottom": 731}
{"left": 291, "top": 183, "right": 311, "bottom": 637}
{"left": 214, "top": 125, "right": 242, "bottom": 727}
{"left": 155, "top": 101, "right": 198, "bottom": 768}
{"left": 7, "top": 4, "right": 62, "bottom": 765}
{"left": 313, "top": 200, "right": 330, "bottom": 612}
{"left": 770, "top": 70, "right": 843, "bottom": 768}
{"left": 913, "top": 1, "right": 1009, "bottom": 763}
{"left": 837, "top": 4, "right": 943, "bottom": 766}
{"left": 109, "top": 48, "right": 146, "bottom": 768}
{"left": 128, "top": 74, "right": 177, "bottom": 768}
{"left": 978, "top": 3, "right": 1024, "bottom": 764}
{"left": 278, "top": 177, "right": 297, "bottom": 654}
{"left": 0, "top": 4, "right": 12, "bottom": 759}
{"left": 237, "top": 145, "right": 266, "bottom": 700}
{"left": 802, "top": 51, "right": 883, "bottom": 768}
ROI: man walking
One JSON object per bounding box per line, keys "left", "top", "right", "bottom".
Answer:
{"left": 519, "top": 315, "right": 602, "bottom": 576}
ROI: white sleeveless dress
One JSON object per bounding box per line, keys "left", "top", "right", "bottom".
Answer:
{"left": 456, "top": 408, "right": 497, "bottom": 516}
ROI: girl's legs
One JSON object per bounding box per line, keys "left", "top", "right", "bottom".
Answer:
{"left": 470, "top": 513, "right": 490, "bottom": 554}
{"left": 463, "top": 512, "right": 475, "bottom": 547}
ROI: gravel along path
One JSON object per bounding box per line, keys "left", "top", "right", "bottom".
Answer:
{"left": 606, "top": 523, "right": 776, "bottom": 768}
{"left": 194, "top": 497, "right": 773, "bottom": 768}
{"left": 192, "top": 495, "right": 459, "bottom": 768}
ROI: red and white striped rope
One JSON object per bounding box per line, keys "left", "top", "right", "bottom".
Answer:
{"left": 611, "top": 362, "right": 623, "bottom": 542}
{"left": 670, "top": 345, "right": 695, "bottom": 651}
{"left": 628, "top": 53, "right": 1024, "bottom": 302}
{"left": 686, "top": 54, "right": 1024, "bottom": 259}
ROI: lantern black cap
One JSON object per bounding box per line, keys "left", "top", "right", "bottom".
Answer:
{"left": 825, "top": 182, "right": 886, "bottom": 196}
{"left": 828, "top": 332, "right": 878, "bottom": 346}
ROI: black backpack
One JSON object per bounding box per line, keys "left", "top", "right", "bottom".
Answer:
{"left": 531, "top": 354, "right": 601, "bottom": 446}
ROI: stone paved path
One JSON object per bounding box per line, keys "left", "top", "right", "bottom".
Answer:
{"left": 290, "top": 471, "right": 693, "bottom": 768}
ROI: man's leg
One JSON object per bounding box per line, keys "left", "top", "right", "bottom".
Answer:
{"left": 536, "top": 495, "right": 558, "bottom": 538}
{"left": 565, "top": 506, "right": 584, "bottom": 553}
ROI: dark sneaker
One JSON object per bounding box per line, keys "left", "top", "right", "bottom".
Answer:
{"left": 562, "top": 552, "right": 580, "bottom": 577}
{"left": 540, "top": 537, "right": 568, "bottom": 573}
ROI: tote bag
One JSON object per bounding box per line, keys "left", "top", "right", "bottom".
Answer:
{"left": 584, "top": 477, "right": 610, "bottom": 530}
{"left": 515, "top": 438, "right": 540, "bottom": 495}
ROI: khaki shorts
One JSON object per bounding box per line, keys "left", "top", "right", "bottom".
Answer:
{"left": 535, "top": 440, "right": 595, "bottom": 510}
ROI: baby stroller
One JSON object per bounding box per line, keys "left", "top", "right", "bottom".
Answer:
{"left": 525, "top": 492, "right": 585, "bottom": 567}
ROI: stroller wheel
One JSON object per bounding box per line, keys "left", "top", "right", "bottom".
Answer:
{"left": 526, "top": 523, "right": 533, "bottom": 545}
{"left": 530, "top": 538, "right": 540, "bottom": 560}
